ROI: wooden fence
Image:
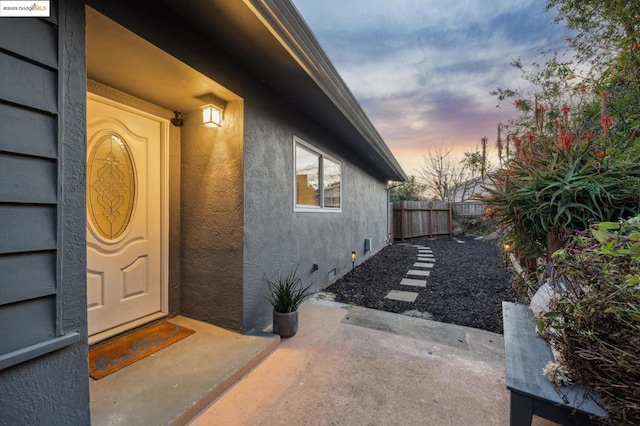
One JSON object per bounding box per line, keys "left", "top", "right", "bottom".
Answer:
{"left": 451, "top": 201, "right": 486, "bottom": 217}
{"left": 390, "top": 201, "right": 485, "bottom": 241}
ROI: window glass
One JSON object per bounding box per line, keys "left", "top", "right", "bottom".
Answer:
{"left": 294, "top": 138, "right": 342, "bottom": 211}
{"left": 295, "top": 144, "right": 320, "bottom": 206}
{"left": 323, "top": 157, "right": 341, "bottom": 208}
{"left": 87, "top": 133, "right": 136, "bottom": 240}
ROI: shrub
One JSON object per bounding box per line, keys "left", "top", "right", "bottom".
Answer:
{"left": 482, "top": 139, "right": 640, "bottom": 262}
{"left": 540, "top": 217, "right": 640, "bottom": 423}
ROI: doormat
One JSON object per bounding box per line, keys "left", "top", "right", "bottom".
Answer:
{"left": 89, "top": 321, "right": 195, "bottom": 379}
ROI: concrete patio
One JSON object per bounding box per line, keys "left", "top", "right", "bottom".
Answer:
{"left": 90, "top": 316, "right": 280, "bottom": 425}
{"left": 89, "top": 295, "right": 559, "bottom": 425}
{"left": 190, "top": 297, "right": 558, "bottom": 425}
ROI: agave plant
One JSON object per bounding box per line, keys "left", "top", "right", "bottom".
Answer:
{"left": 264, "top": 268, "right": 313, "bottom": 313}
{"left": 482, "top": 139, "right": 640, "bottom": 261}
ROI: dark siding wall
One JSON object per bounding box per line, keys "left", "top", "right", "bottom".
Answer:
{"left": 0, "top": 5, "right": 61, "bottom": 366}
{"left": 0, "top": 1, "right": 90, "bottom": 424}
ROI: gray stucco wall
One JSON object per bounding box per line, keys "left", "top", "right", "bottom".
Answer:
{"left": 84, "top": 0, "right": 391, "bottom": 333}
{"left": 0, "top": 1, "right": 90, "bottom": 423}
{"left": 243, "top": 98, "right": 389, "bottom": 331}
{"left": 0, "top": 344, "right": 89, "bottom": 425}
{"left": 180, "top": 102, "right": 245, "bottom": 331}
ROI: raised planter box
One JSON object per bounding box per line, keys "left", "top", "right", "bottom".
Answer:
{"left": 502, "top": 302, "right": 606, "bottom": 425}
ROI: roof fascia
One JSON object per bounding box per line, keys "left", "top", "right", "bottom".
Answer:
{"left": 243, "top": 0, "right": 407, "bottom": 182}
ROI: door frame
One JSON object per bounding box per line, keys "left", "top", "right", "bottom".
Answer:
{"left": 87, "top": 92, "right": 170, "bottom": 345}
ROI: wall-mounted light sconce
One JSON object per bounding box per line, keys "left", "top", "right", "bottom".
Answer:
{"left": 351, "top": 251, "right": 356, "bottom": 270}
{"left": 198, "top": 93, "right": 226, "bottom": 128}
{"left": 201, "top": 103, "right": 223, "bottom": 128}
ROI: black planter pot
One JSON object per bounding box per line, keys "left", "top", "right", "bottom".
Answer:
{"left": 272, "top": 310, "right": 298, "bottom": 338}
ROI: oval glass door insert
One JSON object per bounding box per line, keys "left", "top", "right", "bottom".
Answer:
{"left": 87, "top": 133, "right": 136, "bottom": 240}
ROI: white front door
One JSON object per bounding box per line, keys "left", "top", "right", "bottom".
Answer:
{"left": 86, "top": 94, "right": 167, "bottom": 340}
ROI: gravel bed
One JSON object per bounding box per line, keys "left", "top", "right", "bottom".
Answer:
{"left": 325, "top": 236, "right": 519, "bottom": 334}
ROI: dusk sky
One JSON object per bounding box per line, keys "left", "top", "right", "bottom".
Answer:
{"left": 291, "top": 0, "right": 572, "bottom": 177}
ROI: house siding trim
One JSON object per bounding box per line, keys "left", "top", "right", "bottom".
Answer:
{"left": 0, "top": 3, "right": 86, "bottom": 371}
{"left": 0, "top": 0, "right": 90, "bottom": 423}
{"left": 0, "top": 333, "right": 81, "bottom": 371}
{"left": 0, "top": 13, "right": 67, "bottom": 368}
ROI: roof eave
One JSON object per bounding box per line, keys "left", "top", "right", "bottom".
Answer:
{"left": 244, "top": 0, "right": 407, "bottom": 182}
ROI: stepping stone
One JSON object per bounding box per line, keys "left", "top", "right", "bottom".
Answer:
{"left": 400, "top": 278, "right": 427, "bottom": 287}
{"left": 417, "top": 258, "right": 435, "bottom": 263}
{"left": 406, "top": 270, "right": 430, "bottom": 277}
{"left": 454, "top": 239, "right": 466, "bottom": 244}
{"left": 418, "top": 254, "right": 434, "bottom": 259}
{"left": 413, "top": 262, "right": 434, "bottom": 268}
{"left": 418, "top": 250, "right": 433, "bottom": 255}
{"left": 385, "top": 290, "right": 419, "bottom": 302}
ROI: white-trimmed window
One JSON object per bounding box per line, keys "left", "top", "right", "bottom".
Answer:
{"left": 294, "top": 137, "right": 342, "bottom": 212}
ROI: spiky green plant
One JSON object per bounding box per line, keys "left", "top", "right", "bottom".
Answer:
{"left": 264, "top": 268, "right": 313, "bottom": 313}
{"left": 482, "top": 140, "right": 640, "bottom": 261}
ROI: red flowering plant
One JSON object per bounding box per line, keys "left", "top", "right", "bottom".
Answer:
{"left": 487, "top": 3, "right": 640, "bottom": 421}
{"left": 481, "top": 133, "right": 640, "bottom": 269}
{"left": 485, "top": 50, "right": 640, "bottom": 285}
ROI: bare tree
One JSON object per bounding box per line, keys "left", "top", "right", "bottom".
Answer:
{"left": 416, "top": 144, "right": 486, "bottom": 202}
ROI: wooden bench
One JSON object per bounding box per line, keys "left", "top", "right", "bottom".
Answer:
{"left": 502, "top": 302, "right": 606, "bottom": 425}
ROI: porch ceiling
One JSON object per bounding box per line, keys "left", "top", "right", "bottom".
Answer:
{"left": 86, "top": 7, "right": 236, "bottom": 115}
